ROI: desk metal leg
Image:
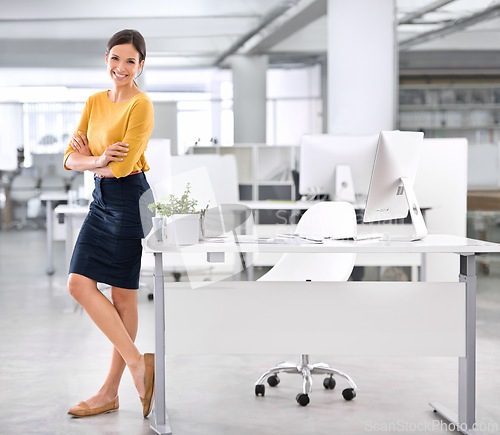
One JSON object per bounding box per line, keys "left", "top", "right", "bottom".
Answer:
{"left": 45, "top": 199, "right": 55, "bottom": 275}
{"left": 244, "top": 211, "right": 254, "bottom": 281}
{"left": 430, "top": 254, "right": 478, "bottom": 435}
{"left": 61, "top": 214, "right": 80, "bottom": 314}
{"left": 64, "top": 215, "right": 73, "bottom": 270}
{"left": 151, "top": 252, "right": 172, "bottom": 435}
{"left": 420, "top": 253, "right": 426, "bottom": 282}
{"left": 459, "top": 254, "right": 477, "bottom": 429}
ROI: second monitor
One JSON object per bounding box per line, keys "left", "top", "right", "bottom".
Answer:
{"left": 299, "top": 134, "right": 379, "bottom": 203}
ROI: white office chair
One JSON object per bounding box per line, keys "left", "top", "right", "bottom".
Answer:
{"left": 8, "top": 174, "right": 39, "bottom": 230}
{"left": 254, "top": 201, "right": 358, "bottom": 406}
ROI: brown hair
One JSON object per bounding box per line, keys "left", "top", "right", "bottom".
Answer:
{"left": 106, "top": 29, "right": 146, "bottom": 77}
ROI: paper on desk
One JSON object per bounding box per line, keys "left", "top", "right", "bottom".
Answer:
{"left": 234, "top": 235, "right": 323, "bottom": 244}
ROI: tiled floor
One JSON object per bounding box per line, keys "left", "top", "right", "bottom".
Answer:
{"left": 0, "top": 229, "right": 499, "bottom": 435}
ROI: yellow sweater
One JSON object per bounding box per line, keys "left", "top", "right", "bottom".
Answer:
{"left": 64, "top": 91, "right": 154, "bottom": 178}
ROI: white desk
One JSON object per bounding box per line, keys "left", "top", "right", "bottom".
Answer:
{"left": 143, "top": 234, "right": 500, "bottom": 435}
{"left": 239, "top": 200, "right": 424, "bottom": 281}
{"left": 239, "top": 200, "right": 323, "bottom": 210}
{"left": 52, "top": 200, "right": 424, "bottom": 280}
{"left": 40, "top": 192, "right": 68, "bottom": 274}
{"left": 239, "top": 199, "right": 377, "bottom": 210}
{"left": 54, "top": 204, "right": 89, "bottom": 269}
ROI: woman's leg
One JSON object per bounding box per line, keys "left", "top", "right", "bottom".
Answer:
{"left": 102, "top": 287, "right": 139, "bottom": 395}
{"left": 68, "top": 273, "right": 146, "bottom": 400}
{"left": 74, "top": 285, "right": 140, "bottom": 407}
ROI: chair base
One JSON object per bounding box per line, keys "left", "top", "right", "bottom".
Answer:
{"left": 7, "top": 202, "right": 40, "bottom": 231}
{"left": 6, "top": 219, "right": 39, "bottom": 231}
{"left": 255, "top": 354, "right": 357, "bottom": 406}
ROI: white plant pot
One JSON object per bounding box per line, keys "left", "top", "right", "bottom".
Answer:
{"left": 164, "top": 213, "right": 200, "bottom": 246}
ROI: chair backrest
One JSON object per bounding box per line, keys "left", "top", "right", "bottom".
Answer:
{"left": 9, "top": 175, "right": 39, "bottom": 202}
{"left": 258, "top": 202, "right": 357, "bottom": 282}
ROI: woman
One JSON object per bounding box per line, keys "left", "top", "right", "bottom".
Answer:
{"left": 63, "top": 29, "right": 155, "bottom": 418}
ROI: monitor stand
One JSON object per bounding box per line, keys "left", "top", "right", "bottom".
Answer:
{"left": 382, "top": 177, "right": 428, "bottom": 242}
{"left": 334, "top": 165, "right": 356, "bottom": 203}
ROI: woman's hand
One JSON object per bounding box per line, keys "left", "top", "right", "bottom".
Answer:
{"left": 97, "top": 142, "right": 129, "bottom": 167}
{"left": 71, "top": 131, "right": 92, "bottom": 156}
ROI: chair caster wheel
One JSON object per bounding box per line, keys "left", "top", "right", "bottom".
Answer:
{"left": 255, "top": 384, "right": 265, "bottom": 396}
{"left": 148, "top": 293, "right": 154, "bottom": 301}
{"left": 267, "top": 375, "right": 280, "bottom": 387}
{"left": 342, "top": 388, "right": 356, "bottom": 401}
{"left": 296, "top": 393, "right": 310, "bottom": 406}
{"left": 323, "top": 376, "right": 336, "bottom": 390}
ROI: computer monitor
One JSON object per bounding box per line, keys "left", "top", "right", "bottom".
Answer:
{"left": 363, "top": 130, "right": 427, "bottom": 241}
{"left": 299, "top": 134, "right": 379, "bottom": 202}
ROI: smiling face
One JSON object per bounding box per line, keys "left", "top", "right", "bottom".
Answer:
{"left": 105, "top": 43, "right": 144, "bottom": 88}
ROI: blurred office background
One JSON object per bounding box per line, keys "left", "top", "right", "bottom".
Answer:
{"left": 3, "top": 1, "right": 500, "bottom": 227}
{"left": 3, "top": 1, "right": 500, "bottom": 229}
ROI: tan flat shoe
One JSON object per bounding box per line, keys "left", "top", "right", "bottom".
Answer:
{"left": 67, "top": 396, "right": 119, "bottom": 417}
{"left": 140, "top": 353, "right": 155, "bottom": 418}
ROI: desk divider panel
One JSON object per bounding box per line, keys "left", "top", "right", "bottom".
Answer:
{"left": 164, "top": 281, "right": 465, "bottom": 357}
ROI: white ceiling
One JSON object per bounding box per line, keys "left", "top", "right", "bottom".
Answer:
{"left": 1, "top": 0, "right": 500, "bottom": 70}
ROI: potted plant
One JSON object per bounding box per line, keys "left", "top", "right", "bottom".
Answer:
{"left": 149, "top": 183, "right": 201, "bottom": 246}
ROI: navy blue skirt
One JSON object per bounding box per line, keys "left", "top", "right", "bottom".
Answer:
{"left": 69, "top": 171, "right": 154, "bottom": 290}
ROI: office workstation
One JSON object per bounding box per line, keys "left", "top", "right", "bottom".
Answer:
{"left": 2, "top": 2, "right": 500, "bottom": 435}
{"left": 139, "top": 130, "right": 499, "bottom": 435}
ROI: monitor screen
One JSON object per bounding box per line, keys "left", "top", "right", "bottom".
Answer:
{"left": 299, "top": 134, "right": 378, "bottom": 202}
{"left": 363, "top": 130, "right": 426, "bottom": 240}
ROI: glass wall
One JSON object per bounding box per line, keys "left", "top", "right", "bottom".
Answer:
{"left": 24, "top": 102, "right": 83, "bottom": 157}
